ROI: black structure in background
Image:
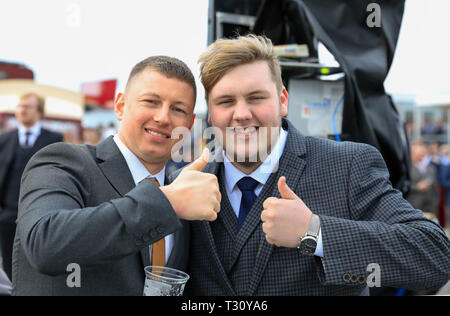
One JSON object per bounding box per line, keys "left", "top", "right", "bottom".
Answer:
{"left": 210, "top": 0, "right": 411, "bottom": 198}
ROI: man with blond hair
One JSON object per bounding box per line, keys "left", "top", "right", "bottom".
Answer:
{"left": 183, "top": 35, "right": 450, "bottom": 296}
{"left": 0, "top": 92, "right": 62, "bottom": 280}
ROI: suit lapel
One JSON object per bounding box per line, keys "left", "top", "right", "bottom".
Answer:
{"left": 201, "top": 161, "right": 237, "bottom": 296}
{"left": 33, "top": 129, "right": 48, "bottom": 149}
{"left": 5, "top": 130, "right": 18, "bottom": 164}
{"left": 249, "top": 119, "right": 308, "bottom": 295}
{"left": 94, "top": 137, "right": 150, "bottom": 267}
{"left": 0, "top": 131, "right": 18, "bottom": 190}
{"left": 95, "top": 137, "right": 136, "bottom": 197}
{"left": 248, "top": 150, "right": 307, "bottom": 295}
{"left": 217, "top": 165, "right": 238, "bottom": 247}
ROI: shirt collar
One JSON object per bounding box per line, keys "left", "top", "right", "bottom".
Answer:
{"left": 18, "top": 122, "right": 42, "bottom": 137}
{"left": 223, "top": 127, "right": 288, "bottom": 193}
{"left": 113, "top": 134, "right": 166, "bottom": 186}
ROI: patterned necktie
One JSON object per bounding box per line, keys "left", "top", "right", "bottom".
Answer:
{"left": 149, "top": 178, "right": 166, "bottom": 266}
{"left": 237, "top": 177, "right": 259, "bottom": 231}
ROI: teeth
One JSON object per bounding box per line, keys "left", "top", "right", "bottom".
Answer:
{"left": 235, "top": 127, "right": 257, "bottom": 135}
{"left": 146, "top": 129, "right": 169, "bottom": 138}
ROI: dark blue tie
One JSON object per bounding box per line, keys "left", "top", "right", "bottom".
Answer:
{"left": 237, "top": 177, "right": 259, "bottom": 231}
{"left": 25, "top": 131, "right": 32, "bottom": 147}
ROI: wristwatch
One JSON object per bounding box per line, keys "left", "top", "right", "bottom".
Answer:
{"left": 298, "top": 214, "right": 321, "bottom": 256}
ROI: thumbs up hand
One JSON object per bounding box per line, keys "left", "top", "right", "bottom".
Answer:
{"left": 261, "top": 177, "right": 312, "bottom": 248}
{"left": 160, "top": 148, "right": 221, "bottom": 221}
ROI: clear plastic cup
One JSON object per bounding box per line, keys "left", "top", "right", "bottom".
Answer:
{"left": 143, "top": 266, "right": 190, "bottom": 296}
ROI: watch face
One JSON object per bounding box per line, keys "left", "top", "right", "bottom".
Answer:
{"left": 300, "top": 237, "right": 317, "bottom": 255}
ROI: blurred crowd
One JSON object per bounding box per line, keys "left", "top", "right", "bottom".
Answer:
{"left": 408, "top": 140, "right": 450, "bottom": 228}
{"left": 62, "top": 122, "right": 118, "bottom": 146}
{"left": 421, "top": 120, "right": 448, "bottom": 136}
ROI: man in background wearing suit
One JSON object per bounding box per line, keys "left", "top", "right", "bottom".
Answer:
{"left": 0, "top": 93, "right": 62, "bottom": 280}
{"left": 184, "top": 35, "right": 450, "bottom": 295}
{"left": 13, "top": 56, "right": 220, "bottom": 295}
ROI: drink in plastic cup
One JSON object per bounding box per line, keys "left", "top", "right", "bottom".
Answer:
{"left": 143, "top": 266, "right": 190, "bottom": 296}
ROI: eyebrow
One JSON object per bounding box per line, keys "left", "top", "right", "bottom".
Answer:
{"left": 245, "top": 89, "right": 270, "bottom": 97}
{"left": 212, "top": 94, "right": 234, "bottom": 103}
{"left": 140, "top": 93, "right": 189, "bottom": 107}
{"left": 212, "top": 89, "right": 270, "bottom": 102}
{"left": 140, "top": 93, "right": 161, "bottom": 99}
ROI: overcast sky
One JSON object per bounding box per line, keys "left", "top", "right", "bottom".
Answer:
{"left": 1, "top": 0, "right": 449, "bottom": 114}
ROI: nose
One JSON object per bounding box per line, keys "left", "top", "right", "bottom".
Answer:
{"left": 232, "top": 99, "right": 253, "bottom": 122}
{"left": 154, "top": 104, "right": 170, "bottom": 125}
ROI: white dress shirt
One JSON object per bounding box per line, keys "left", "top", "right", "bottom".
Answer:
{"left": 113, "top": 135, "right": 174, "bottom": 264}
{"left": 222, "top": 128, "right": 323, "bottom": 257}
{"left": 18, "top": 122, "right": 42, "bottom": 147}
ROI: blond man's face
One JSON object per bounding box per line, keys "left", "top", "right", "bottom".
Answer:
{"left": 208, "top": 61, "right": 288, "bottom": 165}
{"left": 16, "top": 95, "right": 41, "bottom": 128}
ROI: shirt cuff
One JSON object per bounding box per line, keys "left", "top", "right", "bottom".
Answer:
{"left": 314, "top": 228, "right": 324, "bottom": 257}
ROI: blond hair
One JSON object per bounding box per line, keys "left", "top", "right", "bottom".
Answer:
{"left": 20, "top": 92, "right": 45, "bottom": 117}
{"left": 199, "top": 35, "right": 283, "bottom": 101}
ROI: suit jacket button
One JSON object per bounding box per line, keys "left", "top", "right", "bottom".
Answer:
{"left": 343, "top": 273, "right": 351, "bottom": 283}
{"left": 150, "top": 231, "right": 157, "bottom": 238}
{"left": 156, "top": 226, "right": 164, "bottom": 234}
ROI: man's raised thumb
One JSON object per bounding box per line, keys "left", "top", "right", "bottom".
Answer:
{"left": 278, "top": 176, "right": 298, "bottom": 200}
{"left": 185, "top": 148, "right": 210, "bottom": 172}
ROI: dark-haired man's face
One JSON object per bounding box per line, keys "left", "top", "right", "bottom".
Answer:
{"left": 115, "top": 69, "right": 196, "bottom": 174}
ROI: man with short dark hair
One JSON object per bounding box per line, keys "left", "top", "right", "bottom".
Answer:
{"left": 0, "top": 93, "right": 62, "bottom": 280}
{"left": 13, "top": 56, "right": 220, "bottom": 296}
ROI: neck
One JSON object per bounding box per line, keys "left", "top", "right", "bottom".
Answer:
{"left": 21, "top": 121, "right": 39, "bottom": 129}
{"left": 139, "top": 157, "right": 166, "bottom": 176}
{"left": 230, "top": 161, "right": 263, "bottom": 175}
{"left": 117, "top": 133, "right": 166, "bottom": 176}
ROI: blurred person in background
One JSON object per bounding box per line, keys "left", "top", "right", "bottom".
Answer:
{"left": 429, "top": 141, "right": 449, "bottom": 167}
{"left": 102, "top": 122, "right": 118, "bottom": 140}
{"left": 428, "top": 141, "right": 449, "bottom": 227}
{"left": 63, "top": 130, "right": 82, "bottom": 145}
{"left": 437, "top": 144, "right": 450, "bottom": 229}
{"left": 0, "top": 92, "right": 63, "bottom": 280}
{"left": 82, "top": 127, "right": 102, "bottom": 146}
{"left": 408, "top": 141, "right": 438, "bottom": 217}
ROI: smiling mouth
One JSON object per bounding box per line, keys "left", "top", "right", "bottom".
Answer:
{"left": 145, "top": 128, "right": 170, "bottom": 138}
{"left": 233, "top": 126, "right": 259, "bottom": 136}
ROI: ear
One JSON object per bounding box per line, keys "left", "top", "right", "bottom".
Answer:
{"left": 114, "top": 93, "right": 126, "bottom": 121}
{"left": 280, "top": 87, "right": 288, "bottom": 117}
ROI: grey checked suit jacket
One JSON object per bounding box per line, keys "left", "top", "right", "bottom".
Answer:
{"left": 183, "top": 119, "right": 450, "bottom": 296}
{"left": 12, "top": 137, "right": 189, "bottom": 296}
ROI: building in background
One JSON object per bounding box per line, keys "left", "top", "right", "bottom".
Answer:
{"left": 0, "top": 61, "right": 34, "bottom": 80}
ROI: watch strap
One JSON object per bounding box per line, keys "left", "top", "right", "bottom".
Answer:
{"left": 306, "top": 214, "right": 320, "bottom": 237}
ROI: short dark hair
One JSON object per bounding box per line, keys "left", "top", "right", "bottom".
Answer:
{"left": 126, "top": 56, "right": 197, "bottom": 100}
